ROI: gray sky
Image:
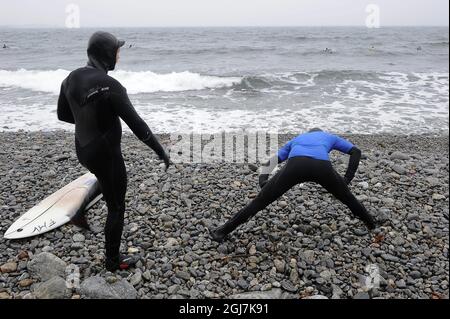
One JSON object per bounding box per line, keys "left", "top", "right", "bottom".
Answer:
{"left": 0, "top": 0, "right": 448, "bottom": 27}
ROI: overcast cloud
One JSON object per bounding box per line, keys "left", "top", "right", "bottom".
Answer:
{"left": 0, "top": 0, "right": 448, "bottom": 27}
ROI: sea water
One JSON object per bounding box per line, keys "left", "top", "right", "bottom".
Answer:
{"left": 0, "top": 27, "right": 448, "bottom": 134}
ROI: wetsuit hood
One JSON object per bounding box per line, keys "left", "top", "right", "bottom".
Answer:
{"left": 87, "top": 31, "right": 125, "bottom": 72}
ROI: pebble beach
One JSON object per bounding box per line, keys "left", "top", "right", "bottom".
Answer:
{"left": 0, "top": 131, "right": 448, "bottom": 299}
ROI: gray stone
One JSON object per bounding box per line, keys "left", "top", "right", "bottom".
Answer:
{"left": 353, "top": 292, "right": 370, "bottom": 299}
{"left": 301, "top": 250, "right": 315, "bottom": 264}
{"left": 331, "top": 284, "right": 343, "bottom": 299}
{"left": 274, "top": 259, "right": 286, "bottom": 273}
{"left": 230, "top": 289, "right": 294, "bottom": 299}
{"left": 176, "top": 271, "right": 191, "bottom": 281}
{"left": 237, "top": 279, "right": 249, "bottom": 289}
{"left": 281, "top": 280, "right": 297, "bottom": 293}
{"left": 320, "top": 270, "right": 332, "bottom": 281}
{"left": 27, "top": 252, "right": 67, "bottom": 281}
{"left": 381, "top": 254, "right": 400, "bottom": 263}
{"left": 304, "top": 295, "right": 329, "bottom": 299}
{"left": 129, "top": 271, "right": 142, "bottom": 286}
{"left": 217, "top": 244, "right": 228, "bottom": 255}
{"left": 390, "top": 151, "right": 410, "bottom": 160}
{"left": 392, "top": 165, "right": 407, "bottom": 175}
{"left": 409, "top": 271, "right": 421, "bottom": 279}
{"left": 358, "top": 182, "right": 369, "bottom": 189}
{"left": 72, "top": 233, "right": 85, "bottom": 242}
{"left": 80, "top": 276, "right": 137, "bottom": 299}
{"left": 34, "top": 276, "right": 70, "bottom": 299}
{"left": 256, "top": 241, "right": 267, "bottom": 252}
{"left": 396, "top": 279, "right": 407, "bottom": 289}
{"left": 142, "top": 270, "right": 152, "bottom": 281}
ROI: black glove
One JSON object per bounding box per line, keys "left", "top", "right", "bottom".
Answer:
{"left": 259, "top": 174, "right": 269, "bottom": 188}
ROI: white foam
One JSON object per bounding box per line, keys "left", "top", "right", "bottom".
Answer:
{"left": 1, "top": 100, "right": 447, "bottom": 135}
{"left": 0, "top": 70, "right": 448, "bottom": 134}
{"left": 0, "top": 69, "right": 69, "bottom": 94}
{"left": 0, "top": 69, "right": 241, "bottom": 94}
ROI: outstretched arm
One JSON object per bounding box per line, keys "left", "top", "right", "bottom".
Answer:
{"left": 57, "top": 79, "right": 75, "bottom": 124}
{"left": 110, "top": 85, "right": 170, "bottom": 169}
{"left": 332, "top": 135, "right": 361, "bottom": 185}
{"left": 258, "top": 154, "right": 281, "bottom": 188}
{"left": 344, "top": 146, "right": 361, "bottom": 185}
{"left": 258, "top": 140, "right": 292, "bottom": 188}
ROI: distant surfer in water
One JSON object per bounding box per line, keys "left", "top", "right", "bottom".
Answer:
{"left": 57, "top": 31, "right": 170, "bottom": 271}
{"left": 2, "top": 44, "right": 7, "bottom": 49}
{"left": 211, "top": 128, "right": 377, "bottom": 242}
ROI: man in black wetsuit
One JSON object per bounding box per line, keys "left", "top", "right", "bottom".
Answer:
{"left": 211, "top": 128, "right": 377, "bottom": 242}
{"left": 57, "top": 31, "right": 170, "bottom": 271}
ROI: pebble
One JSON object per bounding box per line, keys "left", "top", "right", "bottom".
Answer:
{"left": 18, "top": 279, "right": 34, "bottom": 287}
{"left": 129, "top": 271, "right": 142, "bottom": 286}
{"left": 396, "top": 279, "right": 407, "bottom": 289}
{"left": 281, "top": 281, "right": 297, "bottom": 293}
{"left": 217, "top": 244, "right": 228, "bottom": 255}
{"left": 0, "top": 292, "right": 11, "bottom": 299}
{"left": 176, "top": 271, "right": 191, "bottom": 281}
{"left": 390, "top": 151, "right": 410, "bottom": 160}
{"left": 392, "top": 164, "right": 407, "bottom": 175}
{"left": 1, "top": 262, "right": 18, "bottom": 273}
{"left": 353, "top": 292, "right": 370, "bottom": 299}
{"left": 274, "top": 259, "right": 286, "bottom": 273}
{"left": 72, "top": 233, "right": 85, "bottom": 242}
{"left": 304, "top": 295, "right": 328, "bottom": 299}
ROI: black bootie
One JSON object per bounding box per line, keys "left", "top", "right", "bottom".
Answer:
{"left": 211, "top": 210, "right": 251, "bottom": 243}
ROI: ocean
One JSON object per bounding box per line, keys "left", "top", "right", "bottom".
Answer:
{"left": 0, "top": 27, "right": 448, "bottom": 134}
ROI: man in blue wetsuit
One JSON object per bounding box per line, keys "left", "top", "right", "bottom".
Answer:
{"left": 211, "top": 128, "right": 377, "bottom": 242}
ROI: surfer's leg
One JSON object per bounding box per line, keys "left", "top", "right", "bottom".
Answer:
{"left": 86, "top": 148, "right": 127, "bottom": 269}
{"left": 316, "top": 165, "right": 376, "bottom": 230}
{"left": 211, "top": 158, "right": 303, "bottom": 242}
{"left": 102, "top": 154, "right": 127, "bottom": 266}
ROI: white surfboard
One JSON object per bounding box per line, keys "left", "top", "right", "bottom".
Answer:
{"left": 4, "top": 173, "right": 101, "bottom": 240}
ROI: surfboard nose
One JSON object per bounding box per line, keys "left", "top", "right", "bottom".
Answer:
{"left": 3, "top": 225, "right": 26, "bottom": 239}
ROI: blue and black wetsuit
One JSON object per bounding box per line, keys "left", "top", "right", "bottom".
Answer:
{"left": 211, "top": 130, "right": 376, "bottom": 242}
{"left": 57, "top": 32, "right": 169, "bottom": 271}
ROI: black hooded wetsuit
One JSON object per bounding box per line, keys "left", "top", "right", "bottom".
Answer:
{"left": 57, "top": 32, "right": 168, "bottom": 268}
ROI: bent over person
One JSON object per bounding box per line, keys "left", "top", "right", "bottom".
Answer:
{"left": 57, "top": 31, "right": 170, "bottom": 271}
{"left": 211, "top": 128, "right": 377, "bottom": 242}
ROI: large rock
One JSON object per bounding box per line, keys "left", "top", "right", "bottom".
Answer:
{"left": 229, "top": 289, "right": 295, "bottom": 299}
{"left": 27, "top": 252, "right": 67, "bottom": 281}
{"left": 34, "top": 276, "right": 71, "bottom": 299}
{"left": 80, "top": 276, "right": 137, "bottom": 299}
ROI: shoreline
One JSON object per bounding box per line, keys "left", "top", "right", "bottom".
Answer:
{"left": 0, "top": 131, "right": 448, "bottom": 299}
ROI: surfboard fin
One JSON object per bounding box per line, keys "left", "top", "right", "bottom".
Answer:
{"left": 85, "top": 194, "right": 103, "bottom": 211}
{"left": 70, "top": 194, "right": 103, "bottom": 231}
